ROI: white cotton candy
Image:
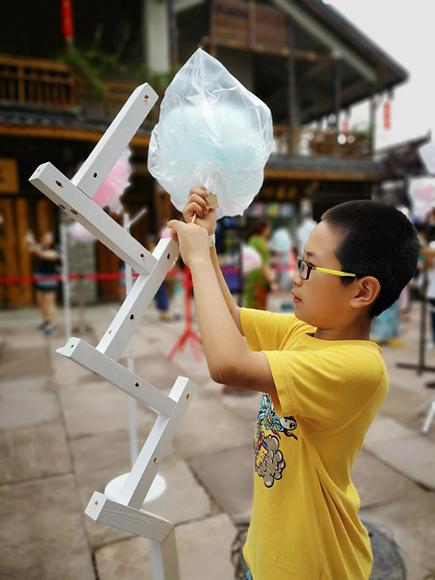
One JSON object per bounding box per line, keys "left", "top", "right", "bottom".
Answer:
{"left": 148, "top": 49, "right": 274, "bottom": 219}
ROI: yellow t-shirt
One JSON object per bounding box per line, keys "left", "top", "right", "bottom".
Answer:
{"left": 240, "top": 308, "right": 388, "bottom": 580}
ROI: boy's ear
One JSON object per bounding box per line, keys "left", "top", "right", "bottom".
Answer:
{"left": 350, "top": 276, "right": 381, "bottom": 310}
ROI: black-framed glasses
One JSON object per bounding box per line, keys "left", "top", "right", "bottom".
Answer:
{"left": 297, "top": 257, "right": 357, "bottom": 281}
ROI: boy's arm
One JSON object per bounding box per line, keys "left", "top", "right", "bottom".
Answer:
{"left": 182, "top": 187, "right": 243, "bottom": 335}
{"left": 189, "top": 252, "right": 276, "bottom": 395}
{"left": 209, "top": 246, "right": 243, "bottom": 335}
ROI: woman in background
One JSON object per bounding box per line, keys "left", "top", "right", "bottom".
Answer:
{"left": 25, "top": 230, "right": 60, "bottom": 336}
{"left": 243, "top": 220, "right": 276, "bottom": 310}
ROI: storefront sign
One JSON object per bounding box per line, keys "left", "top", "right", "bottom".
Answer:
{"left": 0, "top": 159, "right": 19, "bottom": 193}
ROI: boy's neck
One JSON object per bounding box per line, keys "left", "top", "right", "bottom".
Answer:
{"left": 313, "top": 318, "right": 372, "bottom": 341}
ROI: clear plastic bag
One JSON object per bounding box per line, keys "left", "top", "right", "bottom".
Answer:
{"left": 148, "top": 48, "right": 274, "bottom": 218}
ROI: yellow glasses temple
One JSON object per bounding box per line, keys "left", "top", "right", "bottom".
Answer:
{"left": 315, "top": 266, "right": 356, "bottom": 277}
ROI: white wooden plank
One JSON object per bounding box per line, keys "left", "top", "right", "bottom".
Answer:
{"left": 57, "top": 338, "right": 176, "bottom": 416}
{"left": 97, "top": 237, "right": 179, "bottom": 360}
{"left": 85, "top": 491, "right": 172, "bottom": 542}
{"left": 119, "top": 376, "right": 196, "bottom": 510}
{"left": 29, "top": 162, "right": 156, "bottom": 274}
{"left": 72, "top": 83, "right": 158, "bottom": 198}
{"left": 150, "top": 529, "right": 180, "bottom": 580}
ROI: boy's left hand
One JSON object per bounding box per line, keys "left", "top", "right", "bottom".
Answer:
{"left": 167, "top": 219, "right": 210, "bottom": 268}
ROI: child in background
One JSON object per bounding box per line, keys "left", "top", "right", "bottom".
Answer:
{"left": 168, "top": 190, "right": 419, "bottom": 580}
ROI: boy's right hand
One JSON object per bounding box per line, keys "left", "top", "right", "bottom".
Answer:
{"left": 182, "top": 187, "right": 217, "bottom": 236}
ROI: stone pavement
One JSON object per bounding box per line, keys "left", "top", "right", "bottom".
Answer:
{"left": 0, "top": 299, "right": 435, "bottom": 580}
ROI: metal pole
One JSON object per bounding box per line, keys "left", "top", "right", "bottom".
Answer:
{"left": 60, "top": 222, "right": 72, "bottom": 338}
{"left": 287, "top": 16, "right": 298, "bottom": 154}
{"left": 123, "top": 211, "right": 141, "bottom": 465}
{"left": 167, "top": 0, "right": 178, "bottom": 69}
{"left": 123, "top": 208, "right": 147, "bottom": 464}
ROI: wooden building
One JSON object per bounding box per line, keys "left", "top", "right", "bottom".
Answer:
{"left": 0, "top": 0, "right": 408, "bottom": 307}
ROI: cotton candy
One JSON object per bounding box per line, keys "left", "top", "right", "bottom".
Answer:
{"left": 148, "top": 49, "right": 273, "bottom": 219}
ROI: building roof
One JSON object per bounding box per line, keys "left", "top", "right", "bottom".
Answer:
{"left": 270, "top": 0, "right": 408, "bottom": 122}
{"left": 0, "top": 106, "right": 150, "bottom": 147}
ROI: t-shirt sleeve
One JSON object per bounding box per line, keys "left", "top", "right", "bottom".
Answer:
{"left": 240, "top": 307, "right": 300, "bottom": 351}
{"left": 263, "top": 347, "right": 385, "bottom": 429}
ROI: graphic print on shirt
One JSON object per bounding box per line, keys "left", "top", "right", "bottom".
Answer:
{"left": 255, "top": 394, "right": 298, "bottom": 488}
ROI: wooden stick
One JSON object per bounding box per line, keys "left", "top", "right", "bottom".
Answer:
{"left": 191, "top": 214, "right": 197, "bottom": 224}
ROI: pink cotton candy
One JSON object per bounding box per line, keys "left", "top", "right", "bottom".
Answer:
{"left": 159, "top": 226, "right": 172, "bottom": 239}
{"left": 69, "top": 222, "right": 94, "bottom": 242}
{"left": 242, "top": 245, "right": 262, "bottom": 274}
{"left": 93, "top": 148, "right": 132, "bottom": 213}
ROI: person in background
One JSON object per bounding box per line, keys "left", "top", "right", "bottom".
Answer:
{"left": 243, "top": 220, "right": 277, "bottom": 310}
{"left": 25, "top": 230, "right": 60, "bottom": 336}
{"left": 418, "top": 219, "right": 435, "bottom": 347}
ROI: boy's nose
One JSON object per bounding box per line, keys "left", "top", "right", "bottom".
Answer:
{"left": 291, "top": 270, "right": 303, "bottom": 287}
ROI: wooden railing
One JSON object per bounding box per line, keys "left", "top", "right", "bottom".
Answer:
{"left": 0, "top": 54, "right": 77, "bottom": 109}
{"left": 274, "top": 125, "right": 372, "bottom": 158}
{"left": 0, "top": 54, "right": 142, "bottom": 120}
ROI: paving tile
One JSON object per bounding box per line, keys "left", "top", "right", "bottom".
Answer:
{"left": 364, "top": 415, "right": 415, "bottom": 447}
{"left": 50, "top": 345, "right": 102, "bottom": 388}
{"left": 142, "top": 455, "right": 211, "bottom": 524}
{"left": 0, "top": 377, "right": 59, "bottom": 429}
{"left": 381, "top": 381, "right": 431, "bottom": 421}
{"left": 72, "top": 430, "right": 210, "bottom": 548}
{"left": 133, "top": 352, "right": 188, "bottom": 391}
{"left": 361, "top": 487, "right": 435, "bottom": 580}
{"left": 0, "top": 474, "right": 94, "bottom": 580}
{"left": 365, "top": 434, "right": 435, "bottom": 490}
{"left": 221, "top": 389, "right": 261, "bottom": 423}
{"left": 0, "top": 344, "right": 51, "bottom": 379}
{"left": 0, "top": 419, "right": 70, "bottom": 484}
{"left": 96, "top": 513, "right": 235, "bottom": 580}
{"left": 352, "top": 449, "right": 417, "bottom": 509}
{"left": 173, "top": 395, "right": 255, "bottom": 460}
{"left": 71, "top": 429, "right": 133, "bottom": 548}
{"left": 190, "top": 445, "right": 254, "bottom": 524}
{"left": 60, "top": 380, "right": 154, "bottom": 439}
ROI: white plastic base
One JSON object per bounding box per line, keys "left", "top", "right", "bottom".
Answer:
{"left": 104, "top": 472, "right": 167, "bottom": 506}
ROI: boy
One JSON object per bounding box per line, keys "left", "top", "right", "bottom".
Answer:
{"left": 168, "top": 190, "right": 419, "bottom": 580}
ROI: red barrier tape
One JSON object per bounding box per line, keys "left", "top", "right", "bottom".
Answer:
{"left": 0, "top": 264, "right": 295, "bottom": 286}
{"left": 0, "top": 265, "right": 250, "bottom": 285}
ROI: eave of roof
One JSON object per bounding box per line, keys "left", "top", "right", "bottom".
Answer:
{"left": 0, "top": 107, "right": 150, "bottom": 147}
{"left": 302, "top": 0, "right": 408, "bottom": 87}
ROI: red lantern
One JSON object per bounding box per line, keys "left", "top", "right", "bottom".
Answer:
{"left": 342, "top": 115, "right": 350, "bottom": 133}
{"left": 383, "top": 98, "right": 391, "bottom": 130}
{"left": 61, "top": 0, "right": 74, "bottom": 43}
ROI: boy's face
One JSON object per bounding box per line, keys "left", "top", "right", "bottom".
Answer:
{"left": 291, "top": 221, "right": 361, "bottom": 328}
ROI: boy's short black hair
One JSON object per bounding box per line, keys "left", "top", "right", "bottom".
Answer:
{"left": 321, "top": 200, "right": 419, "bottom": 317}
